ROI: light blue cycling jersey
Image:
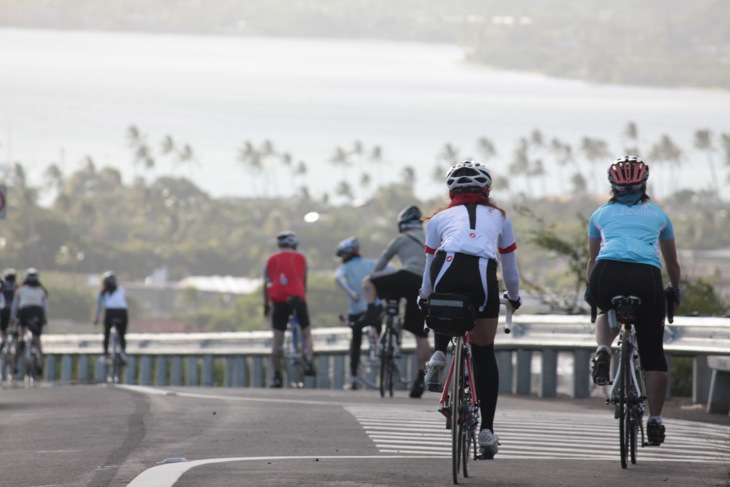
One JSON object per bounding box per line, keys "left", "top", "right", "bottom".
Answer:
{"left": 588, "top": 200, "right": 674, "bottom": 269}
{"left": 335, "top": 256, "right": 377, "bottom": 315}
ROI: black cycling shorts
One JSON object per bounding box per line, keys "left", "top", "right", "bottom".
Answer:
{"left": 370, "top": 269, "right": 427, "bottom": 338}
{"left": 588, "top": 259, "right": 667, "bottom": 372}
{"left": 271, "top": 299, "right": 311, "bottom": 332}
{"left": 431, "top": 252, "right": 500, "bottom": 319}
{"left": 18, "top": 306, "right": 45, "bottom": 336}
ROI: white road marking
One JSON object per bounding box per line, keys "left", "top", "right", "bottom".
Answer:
{"left": 346, "top": 405, "right": 730, "bottom": 464}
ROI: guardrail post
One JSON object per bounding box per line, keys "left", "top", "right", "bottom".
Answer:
{"left": 125, "top": 355, "right": 137, "bottom": 384}
{"left": 693, "top": 355, "right": 711, "bottom": 404}
{"left": 140, "top": 355, "right": 152, "bottom": 385}
{"left": 573, "top": 349, "right": 591, "bottom": 398}
{"left": 62, "top": 354, "right": 73, "bottom": 384}
{"left": 94, "top": 356, "right": 105, "bottom": 382}
{"left": 333, "top": 354, "right": 346, "bottom": 390}
{"left": 497, "top": 351, "right": 513, "bottom": 393}
{"left": 78, "top": 354, "right": 90, "bottom": 383}
{"left": 45, "top": 354, "right": 56, "bottom": 382}
{"left": 186, "top": 356, "right": 198, "bottom": 386}
{"left": 224, "top": 356, "right": 235, "bottom": 387}
{"left": 171, "top": 356, "right": 183, "bottom": 386}
{"left": 540, "top": 349, "right": 558, "bottom": 398}
{"left": 234, "top": 356, "right": 246, "bottom": 387}
{"left": 252, "top": 356, "right": 265, "bottom": 388}
{"left": 515, "top": 349, "right": 532, "bottom": 395}
{"left": 202, "top": 354, "right": 214, "bottom": 387}
{"left": 317, "top": 355, "right": 330, "bottom": 389}
{"left": 155, "top": 355, "right": 168, "bottom": 386}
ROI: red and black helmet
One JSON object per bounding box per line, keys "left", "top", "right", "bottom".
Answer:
{"left": 608, "top": 156, "right": 649, "bottom": 191}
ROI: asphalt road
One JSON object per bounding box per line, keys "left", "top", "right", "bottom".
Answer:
{"left": 1, "top": 383, "right": 728, "bottom": 487}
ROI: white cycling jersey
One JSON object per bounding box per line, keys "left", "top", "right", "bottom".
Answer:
{"left": 421, "top": 204, "right": 520, "bottom": 301}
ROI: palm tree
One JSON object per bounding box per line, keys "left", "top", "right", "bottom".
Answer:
{"left": 648, "top": 134, "right": 683, "bottom": 198}
{"left": 622, "top": 121, "right": 641, "bottom": 155}
{"left": 476, "top": 136, "right": 497, "bottom": 163}
{"left": 580, "top": 136, "right": 611, "bottom": 194}
{"left": 694, "top": 129, "right": 719, "bottom": 197}
{"left": 509, "top": 138, "right": 531, "bottom": 196}
{"left": 369, "top": 145, "right": 384, "bottom": 188}
{"left": 335, "top": 180, "right": 354, "bottom": 201}
{"left": 549, "top": 138, "right": 574, "bottom": 196}
{"left": 329, "top": 146, "right": 352, "bottom": 182}
{"left": 237, "top": 141, "right": 263, "bottom": 196}
{"left": 43, "top": 163, "right": 65, "bottom": 198}
{"left": 400, "top": 166, "right": 416, "bottom": 194}
{"left": 570, "top": 172, "right": 588, "bottom": 195}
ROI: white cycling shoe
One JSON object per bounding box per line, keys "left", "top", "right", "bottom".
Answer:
{"left": 478, "top": 430, "right": 500, "bottom": 459}
{"left": 425, "top": 351, "right": 446, "bottom": 392}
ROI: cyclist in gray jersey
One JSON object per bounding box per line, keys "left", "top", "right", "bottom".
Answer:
{"left": 361, "top": 205, "right": 430, "bottom": 398}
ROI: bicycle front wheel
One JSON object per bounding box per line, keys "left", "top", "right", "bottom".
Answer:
{"left": 451, "top": 337, "right": 464, "bottom": 484}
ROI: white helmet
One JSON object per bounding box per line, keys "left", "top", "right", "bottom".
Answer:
{"left": 336, "top": 237, "right": 360, "bottom": 257}
{"left": 446, "top": 161, "right": 492, "bottom": 191}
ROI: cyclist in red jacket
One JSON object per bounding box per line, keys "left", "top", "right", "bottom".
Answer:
{"left": 264, "top": 230, "right": 315, "bottom": 388}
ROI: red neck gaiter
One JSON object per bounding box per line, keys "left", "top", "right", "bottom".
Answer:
{"left": 448, "top": 190, "right": 489, "bottom": 208}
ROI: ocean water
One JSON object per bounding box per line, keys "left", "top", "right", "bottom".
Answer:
{"left": 1, "top": 28, "right": 729, "bottom": 202}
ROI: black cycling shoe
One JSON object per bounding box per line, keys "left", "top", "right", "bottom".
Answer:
{"left": 647, "top": 420, "right": 666, "bottom": 445}
{"left": 592, "top": 349, "right": 611, "bottom": 386}
{"left": 409, "top": 376, "right": 425, "bottom": 399}
{"left": 270, "top": 374, "right": 283, "bottom": 389}
{"left": 304, "top": 359, "right": 316, "bottom": 377}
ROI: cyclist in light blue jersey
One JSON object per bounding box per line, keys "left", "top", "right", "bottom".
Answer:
{"left": 585, "top": 156, "right": 682, "bottom": 446}
{"left": 335, "top": 236, "right": 379, "bottom": 390}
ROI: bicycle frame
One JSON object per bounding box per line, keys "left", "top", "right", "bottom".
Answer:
{"left": 435, "top": 297, "right": 513, "bottom": 484}
{"left": 603, "top": 295, "right": 647, "bottom": 469}
{"left": 379, "top": 298, "right": 404, "bottom": 397}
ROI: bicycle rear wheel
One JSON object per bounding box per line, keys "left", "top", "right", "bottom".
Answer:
{"left": 379, "top": 317, "right": 395, "bottom": 398}
{"left": 451, "top": 337, "right": 464, "bottom": 484}
{"left": 619, "top": 336, "right": 631, "bottom": 469}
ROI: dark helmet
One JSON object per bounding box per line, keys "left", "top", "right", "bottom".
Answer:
{"left": 336, "top": 237, "right": 360, "bottom": 257}
{"left": 24, "top": 267, "right": 39, "bottom": 284}
{"left": 3, "top": 268, "right": 16, "bottom": 283}
{"left": 102, "top": 271, "right": 117, "bottom": 287}
{"left": 397, "top": 205, "right": 422, "bottom": 231}
{"left": 608, "top": 156, "right": 649, "bottom": 192}
{"left": 276, "top": 230, "right": 299, "bottom": 249}
{"left": 446, "top": 160, "right": 492, "bottom": 191}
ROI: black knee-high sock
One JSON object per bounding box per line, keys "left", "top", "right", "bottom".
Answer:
{"left": 434, "top": 332, "right": 450, "bottom": 354}
{"left": 471, "top": 343, "right": 498, "bottom": 432}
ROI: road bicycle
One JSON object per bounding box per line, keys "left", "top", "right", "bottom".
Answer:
{"left": 340, "top": 313, "right": 381, "bottom": 390}
{"left": 1, "top": 322, "right": 20, "bottom": 381}
{"left": 426, "top": 294, "right": 512, "bottom": 484}
{"left": 592, "top": 291, "right": 675, "bottom": 469}
{"left": 283, "top": 298, "right": 315, "bottom": 388}
{"left": 20, "top": 317, "right": 43, "bottom": 384}
{"left": 378, "top": 298, "right": 408, "bottom": 398}
{"left": 105, "top": 317, "right": 126, "bottom": 384}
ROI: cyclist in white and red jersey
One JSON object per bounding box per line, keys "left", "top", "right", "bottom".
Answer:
{"left": 419, "top": 161, "right": 521, "bottom": 458}
{"left": 10, "top": 268, "right": 49, "bottom": 374}
{"left": 264, "top": 230, "right": 315, "bottom": 388}
{"left": 585, "top": 156, "right": 681, "bottom": 446}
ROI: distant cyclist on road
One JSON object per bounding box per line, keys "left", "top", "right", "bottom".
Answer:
{"left": 419, "top": 161, "right": 521, "bottom": 458}
{"left": 264, "top": 230, "right": 315, "bottom": 388}
{"left": 585, "top": 155, "right": 681, "bottom": 446}
{"left": 361, "top": 205, "right": 430, "bottom": 398}
{"left": 0, "top": 268, "right": 17, "bottom": 352}
{"left": 93, "top": 271, "right": 129, "bottom": 363}
{"left": 334, "top": 236, "right": 381, "bottom": 390}
{"left": 10, "top": 268, "right": 49, "bottom": 374}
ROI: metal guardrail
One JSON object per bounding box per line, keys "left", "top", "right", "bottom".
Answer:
{"left": 10, "top": 315, "right": 730, "bottom": 406}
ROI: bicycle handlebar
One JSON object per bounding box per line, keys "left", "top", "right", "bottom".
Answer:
{"left": 499, "top": 298, "right": 513, "bottom": 334}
